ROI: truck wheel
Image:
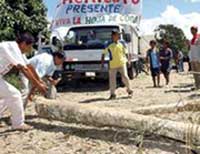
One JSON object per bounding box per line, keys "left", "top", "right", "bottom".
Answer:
{"left": 128, "top": 63, "right": 135, "bottom": 80}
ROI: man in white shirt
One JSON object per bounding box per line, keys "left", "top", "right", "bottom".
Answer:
{"left": 22, "top": 52, "right": 64, "bottom": 107}
{"left": 0, "top": 33, "right": 47, "bottom": 130}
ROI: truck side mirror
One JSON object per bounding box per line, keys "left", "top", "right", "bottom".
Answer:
{"left": 52, "top": 36, "right": 58, "bottom": 46}
{"left": 124, "top": 33, "right": 131, "bottom": 43}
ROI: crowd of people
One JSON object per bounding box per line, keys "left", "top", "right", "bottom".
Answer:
{"left": 0, "top": 25, "right": 200, "bottom": 131}
{"left": 145, "top": 26, "right": 200, "bottom": 88}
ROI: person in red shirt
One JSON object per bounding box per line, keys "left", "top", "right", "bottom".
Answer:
{"left": 191, "top": 26, "right": 200, "bottom": 45}
{"left": 189, "top": 26, "right": 200, "bottom": 89}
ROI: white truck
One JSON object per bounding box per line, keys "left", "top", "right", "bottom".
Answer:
{"left": 50, "top": 0, "right": 142, "bottom": 80}
{"left": 58, "top": 23, "right": 140, "bottom": 80}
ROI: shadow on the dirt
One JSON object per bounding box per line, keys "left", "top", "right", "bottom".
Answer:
{"left": 79, "top": 96, "right": 131, "bottom": 104}
{"left": 57, "top": 78, "right": 109, "bottom": 93}
{"left": 145, "top": 86, "right": 163, "bottom": 89}
{"left": 57, "top": 78, "right": 126, "bottom": 93}
{"left": 0, "top": 115, "right": 39, "bottom": 136}
{"left": 79, "top": 98, "right": 108, "bottom": 103}
{"left": 0, "top": 115, "right": 192, "bottom": 153}
{"left": 24, "top": 120, "right": 187, "bottom": 153}
{"left": 173, "top": 84, "right": 194, "bottom": 89}
{"left": 0, "top": 115, "right": 38, "bottom": 125}
{"left": 165, "top": 88, "right": 195, "bottom": 93}
{"left": 187, "top": 93, "right": 200, "bottom": 100}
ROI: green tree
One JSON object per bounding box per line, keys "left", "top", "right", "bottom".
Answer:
{"left": 0, "top": 0, "right": 48, "bottom": 41}
{"left": 154, "top": 24, "right": 188, "bottom": 54}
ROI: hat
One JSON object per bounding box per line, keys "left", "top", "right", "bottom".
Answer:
{"left": 111, "top": 29, "right": 121, "bottom": 35}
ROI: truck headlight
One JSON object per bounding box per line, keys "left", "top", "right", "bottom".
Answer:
{"left": 65, "top": 65, "right": 70, "bottom": 70}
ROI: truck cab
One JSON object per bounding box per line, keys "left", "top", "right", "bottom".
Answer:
{"left": 61, "top": 24, "right": 139, "bottom": 80}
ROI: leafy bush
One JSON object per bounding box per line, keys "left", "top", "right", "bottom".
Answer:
{"left": 4, "top": 73, "right": 21, "bottom": 90}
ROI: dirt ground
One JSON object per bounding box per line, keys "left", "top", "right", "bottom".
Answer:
{"left": 0, "top": 71, "right": 200, "bottom": 154}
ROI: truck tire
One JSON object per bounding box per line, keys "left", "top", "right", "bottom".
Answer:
{"left": 128, "top": 63, "right": 135, "bottom": 80}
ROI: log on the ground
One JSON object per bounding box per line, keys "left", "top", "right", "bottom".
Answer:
{"left": 35, "top": 97, "right": 200, "bottom": 145}
{"left": 165, "top": 87, "right": 195, "bottom": 93}
{"left": 131, "top": 100, "right": 200, "bottom": 115}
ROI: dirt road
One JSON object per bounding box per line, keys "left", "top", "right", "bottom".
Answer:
{"left": 0, "top": 72, "right": 199, "bottom": 154}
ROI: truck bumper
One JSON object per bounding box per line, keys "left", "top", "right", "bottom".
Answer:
{"left": 62, "top": 71, "right": 109, "bottom": 80}
{"left": 62, "top": 61, "right": 109, "bottom": 80}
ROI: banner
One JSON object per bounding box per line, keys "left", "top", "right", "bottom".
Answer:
{"left": 51, "top": 0, "right": 142, "bottom": 30}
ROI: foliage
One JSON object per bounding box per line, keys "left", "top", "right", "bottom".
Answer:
{"left": 4, "top": 73, "right": 21, "bottom": 90}
{"left": 0, "top": 0, "right": 48, "bottom": 41}
{"left": 154, "top": 24, "right": 188, "bottom": 54}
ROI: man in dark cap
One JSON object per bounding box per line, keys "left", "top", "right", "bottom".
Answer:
{"left": 101, "top": 30, "right": 133, "bottom": 99}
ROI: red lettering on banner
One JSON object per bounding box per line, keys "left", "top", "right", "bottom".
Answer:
{"left": 113, "top": 0, "right": 119, "bottom": 2}
{"left": 104, "top": 0, "right": 111, "bottom": 3}
{"left": 74, "top": 0, "right": 82, "bottom": 3}
{"left": 132, "top": 0, "right": 139, "bottom": 4}
{"left": 62, "top": 0, "right": 140, "bottom": 4}
{"left": 123, "top": 0, "right": 127, "bottom": 4}
{"left": 84, "top": 0, "right": 97, "bottom": 2}
{"left": 62, "top": 0, "right": 72, "bottom": 4}
{"left": 55, "top": 18, "right": 71, "bottom": 26}
{"left": 73, "top": 17, "right": 81, "bottom": 24}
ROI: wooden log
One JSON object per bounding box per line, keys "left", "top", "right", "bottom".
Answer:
{"left": 35, "top": 97, "right": 200, "bottom": 145}
{"left": 131, "top": 100, "right": 200, "bottom": 115}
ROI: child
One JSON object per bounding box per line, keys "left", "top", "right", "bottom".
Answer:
{"left": 159, "top": 41, "right": 173, "bottom": 86}
{"left": 146, "top": 40, "right": 160, "bottom": 87}
{"left": 101, "top": 30, "right": 133, "bottom": 99}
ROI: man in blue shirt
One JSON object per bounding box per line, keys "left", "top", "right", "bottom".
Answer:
{"left": 146, "top": 40, "right": 160, "bottom": 87}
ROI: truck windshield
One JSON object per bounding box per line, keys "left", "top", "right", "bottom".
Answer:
{"left": 64, "top": 26, "right": 119, "bottom": 50}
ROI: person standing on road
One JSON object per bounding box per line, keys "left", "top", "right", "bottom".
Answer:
{"left": 101, "top": 30, "right": 133, "bottom": 99}
{"left": 0, "top": 33, "right": 47, "bottom": 130}
{"left": 159, "top": 41, "right": 173, "bottom": 86}
{"left": 189, "top": 26, "right": 200, "bottom": 89}
{"left": 146, "top": 40, "right": 160, "bottom": 87}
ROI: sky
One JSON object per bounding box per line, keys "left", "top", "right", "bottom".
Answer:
{"left": 43, "top": 0, "right": 200, "bottom": 38}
